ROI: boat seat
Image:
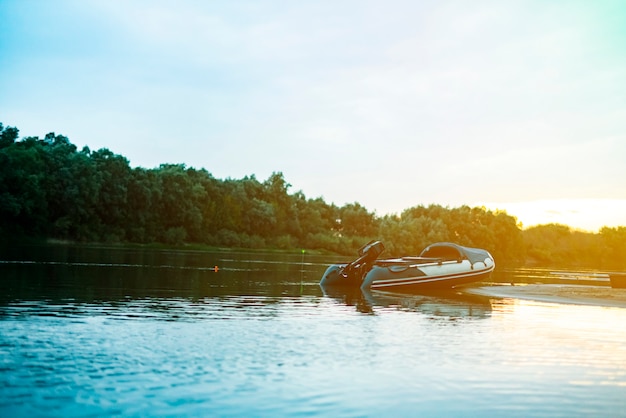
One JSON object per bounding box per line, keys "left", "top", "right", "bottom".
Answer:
{"left": 401, "top": 256, "right": 441, "bottom": 262}
{"left": 376, "top": 256, "right": 444, "bottom": 267}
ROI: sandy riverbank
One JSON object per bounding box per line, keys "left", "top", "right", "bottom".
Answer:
{"left": 466, "top": 284, "right": 626, "bottom": 308}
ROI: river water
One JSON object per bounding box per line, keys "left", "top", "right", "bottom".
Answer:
{"left": 1, "top": 244, "right": 625, "bottom": 417}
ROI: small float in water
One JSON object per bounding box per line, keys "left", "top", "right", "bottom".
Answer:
{"left": 320, "top": 240, "right": 495, "bottom": 292}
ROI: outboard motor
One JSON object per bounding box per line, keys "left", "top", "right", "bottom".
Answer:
{"left": 320, "top": 240, "right": 385, "bottom": 287}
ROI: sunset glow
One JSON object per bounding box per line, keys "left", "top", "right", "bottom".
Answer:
{"left": 480, "top": 199, "right": 626, "bottom": 232}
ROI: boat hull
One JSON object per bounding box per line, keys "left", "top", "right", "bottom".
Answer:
{"left": 365, "top": 259, "right": 495, "bottom": 291}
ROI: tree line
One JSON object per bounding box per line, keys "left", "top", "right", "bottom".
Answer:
{"left": 1, "top": 122, "right": 624, "bottom": 269}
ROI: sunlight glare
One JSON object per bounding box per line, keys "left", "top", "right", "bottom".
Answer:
{"left": 478, "top": 199, "right": 626, "bottom": 232}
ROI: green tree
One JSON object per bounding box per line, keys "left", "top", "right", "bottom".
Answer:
{"left": 599, "top": 226, "right": 626, "bottom": 269}
{"left": 0, "top": 135, "right": 48, "bottom": 236}
{"left": 338, "top": 202, "right": 378, "bottom": 238}
{"left": 0, "top": 123, "right": 19, "bottom": 148}
{"left": 2, "top": 120, "right": 624, "bottom": 267}
{"left": 91, "top": 148, "right": 132, "bottom": 241}
{"left": 523, "top": 224, "right": 573, "bottom": 266}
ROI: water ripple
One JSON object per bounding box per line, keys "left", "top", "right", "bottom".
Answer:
{"left": 2, "top": 250, "right": 626, "bottom": 417}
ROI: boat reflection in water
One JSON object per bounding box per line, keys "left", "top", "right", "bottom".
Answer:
{"left": 321, "top": 285, "right": 492, "bottom": 318}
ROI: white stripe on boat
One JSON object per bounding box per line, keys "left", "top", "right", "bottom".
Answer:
{"left": 371, "top": 265, "right": 494, "bottom": 288}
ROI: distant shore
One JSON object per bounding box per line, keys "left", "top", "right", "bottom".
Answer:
{"left": 467, "top": 284, "right": 626, "bottom": 308}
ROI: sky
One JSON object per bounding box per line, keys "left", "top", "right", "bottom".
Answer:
{"left": 1, "top": 0, "right": 625, "bottom": 232}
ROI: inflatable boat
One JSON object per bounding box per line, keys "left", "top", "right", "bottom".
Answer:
{"left": 320, "top": 241, "right": 495, "bottom": 292}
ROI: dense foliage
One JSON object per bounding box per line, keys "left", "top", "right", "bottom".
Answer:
{"left": 1, "top": 123, "right": 624, "bottom": 269}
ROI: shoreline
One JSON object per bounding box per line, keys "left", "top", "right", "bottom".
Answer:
{"left": 466, "top": 284, "right": 626, "bottom": 309}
